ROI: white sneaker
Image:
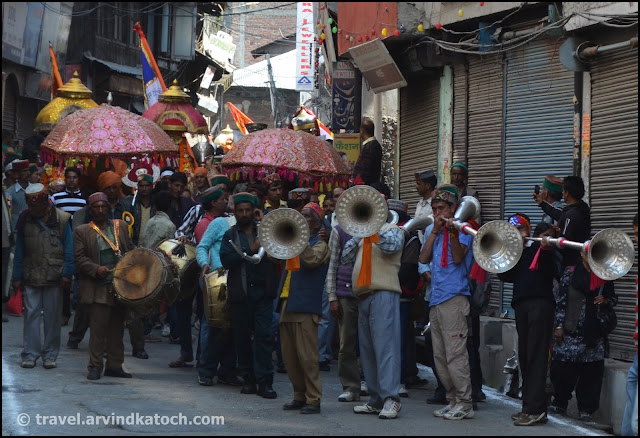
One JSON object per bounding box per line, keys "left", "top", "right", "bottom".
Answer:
{"left": 353, "top": 404, "right": 381, "bottom": 415}
{"left": 360, "top": 381, "right": 369, "bottom": 396}
{"left": 161, "top": 324, "right": 170, "bottom": 337}
{"left": 379, "top": 398, "right": 401, "bottom": 419}
{"left": 443, "top": 404, "right": 475, "bottom": 420}
{"left": 433, "top": 403, "right": 456, "bottom": 418}
{"left": 338, "top": 391, "right": 360, "bottom": 402}
{"left": 398, "top": 384, "right": 409, "bottom": 398}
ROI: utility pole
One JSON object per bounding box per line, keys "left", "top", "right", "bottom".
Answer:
{"left": 266, "top": 54, "right": 280, "bottom": 127}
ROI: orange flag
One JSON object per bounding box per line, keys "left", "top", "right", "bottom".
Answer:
{"left": 49, "top": 42, "right": 63, "bottom": 98}
{"left": 227, "top": 102, "right": 253, "bottom": 135}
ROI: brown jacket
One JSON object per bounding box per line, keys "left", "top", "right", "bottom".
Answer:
{"left": 74, "top": 219, "right": 134, "bottom": 305}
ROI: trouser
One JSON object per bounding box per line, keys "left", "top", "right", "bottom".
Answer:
{"left": 173, "top": 297, "right": 193, "bottom": 358}
{"left": 430, "top": 295, "right": 472, "bottom": 409}
{"left": 127, "top": 312, "right": 145, "bottom": 352}
{"left": 336, "top": 297, "right": 360, "bottom": 394}
{"left": 68, "top": 302, "right": 90, "bottom": 344}
{"left": 550, "top": 359, "right": 605, "bottom": 414}
{"left": 358, "top": 290, "right": 401, "bottom": 408}
{"left": 88, "top": 302, "right": 125, "bottom": 371}
{"left": 468, "top": 313, "right": 483, "bottom": 397}
{"left": 231, "top": 287, "right": 274, "bottom": 384}
{"left": 514, "top": 297, "right": 555, "bottom": 415}
{"left": 280, "top": 312, "right": 322, "bottom": 406}
{"left": 271, "top": 298, "right": 283, "bottom": 366}
{"left": 425, "top": 329, "right": 447, "bottom": 399}
{"left": 1, "top": 247, "right": 10, "bottom": 299}
{"left": 197, "top": 316, "right": 235, "bottom": 379}
{"left": 21, "top": 285, "right": 62, "bottom": 362}
{"left": 621, "top": 355, "right": 638, "bottom": 436}
{"left": 318, "top": 284, "right": 336, "bottom": 363}
{"left": 61, "top": 285, "right": 71, "bottom": 320}
{"left": 400, "top": 300, "right": 419, "bottom": 384}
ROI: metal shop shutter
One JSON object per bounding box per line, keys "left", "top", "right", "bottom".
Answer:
{"left": 17, "top": 97, "right": 41, "bottom": 141}
{"left": 398, "top": 76, "right": 440, "bottom": 217}
{"left": 467, "top": 54, "right": 504, "bottom": 314}
{"left": 3, "top": 86, "right": 18, "bottom": 136}
{"left": 590, "top": 48, "right": 638, "bottom": 361}
{"left": 501, "top": 39, "right": 575, "bottom": 316}
{"left": 452, "top": 63, "right": 468, "bottom": 164}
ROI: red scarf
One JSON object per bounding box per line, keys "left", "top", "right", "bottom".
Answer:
{"left": 441, "top": 228, "right": 459, "bottom": 268}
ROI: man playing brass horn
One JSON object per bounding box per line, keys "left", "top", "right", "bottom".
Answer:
{"left": 220, "top": 193, "right": 280, "bottom": 399}
{"left": 418, "top": 185, "right": 475, "bottom": 420}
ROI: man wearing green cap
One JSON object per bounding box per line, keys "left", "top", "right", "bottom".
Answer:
{"left": 532, "top": 175, "right": 564, "bottom": 226}
{"left": 220, "top": 193, "right": 280, "bottom": 398}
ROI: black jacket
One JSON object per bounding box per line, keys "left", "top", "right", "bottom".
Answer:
{"left": 541, "top": 200, "right": 591, "bottom": 268}
{"left": 352, "top": 138, "right": 382, "bottom": 185}
{"left": 499, "top": 241, "right": 557, "bottom": 308}
{"left": 219, "top": 224, "right": 280, "bottom": 303}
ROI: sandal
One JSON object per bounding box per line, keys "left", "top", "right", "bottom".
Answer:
{"left": 169, "top": 356, "right": 194, "bottom": 368}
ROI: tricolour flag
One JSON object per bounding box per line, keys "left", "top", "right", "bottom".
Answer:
{"left": 133, "top": 22, "right": 166, "bottom": 109}
{"left": 227, "top": 102, "right": 253, "bottom": 135}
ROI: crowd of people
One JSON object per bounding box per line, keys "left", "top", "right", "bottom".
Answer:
{"left": 1, "top": 120, "right": 637, "bottom": 432}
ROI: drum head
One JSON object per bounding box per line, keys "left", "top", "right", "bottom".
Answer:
{"left": 113, "top": 248, "right": 165, "bottom": 301}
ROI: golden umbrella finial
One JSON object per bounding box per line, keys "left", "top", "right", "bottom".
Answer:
{"left": 159, "top": 79, "right": 190, "bottom": 103}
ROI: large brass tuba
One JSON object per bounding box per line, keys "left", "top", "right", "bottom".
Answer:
{"left": 334, "top": 185, "right": 389, "bottom": 237}
{"left": 451, "top": 196, "right": 523, "bottom": 273}
{"left": 527, "top": 229, "right": 635, "bottom": 280}
{"left": 258, "top": 207, "right": 310, "bottom": 259}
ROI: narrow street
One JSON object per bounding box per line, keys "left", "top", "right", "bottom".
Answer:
{"left": 2, "top": 311, "right": 610, "bottom": 436}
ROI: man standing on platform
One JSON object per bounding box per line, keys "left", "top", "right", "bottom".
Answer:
{"left": 352, "top": 118, "right": 382, "bottom": 185}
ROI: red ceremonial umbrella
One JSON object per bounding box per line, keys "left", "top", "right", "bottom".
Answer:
{"left": 220, "top": 128, "right": 350, "bottom": 190}
{"left": 41, "top": 103, "right": 179, "bottom": 172}
{"left": 142, "top": 79, "right": 208, "bottom": 142}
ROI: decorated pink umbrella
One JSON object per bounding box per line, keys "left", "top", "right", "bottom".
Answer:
{"left": 41, "top": 103, "right": 179, "bottom": 172}
{"left": 221, "top": 128, "right": 350, "bottom": 191}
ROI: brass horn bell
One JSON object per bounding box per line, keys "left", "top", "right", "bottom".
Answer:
{"left": 258, "top": 208, "right": 310, "bottom": 259}
{"left": 334, "top": 185, "right": 389, "bottom": 238}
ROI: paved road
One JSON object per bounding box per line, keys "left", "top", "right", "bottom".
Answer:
{"left": 2, "top": 310, "right": 610, "bottom": 436}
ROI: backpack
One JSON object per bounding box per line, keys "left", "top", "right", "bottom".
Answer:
{"left": 398, "top": 232, "right": 424, "bottom": 297}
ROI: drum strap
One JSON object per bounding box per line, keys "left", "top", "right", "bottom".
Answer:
{"left": 89, "top": 220, "right": 121, "bottom": 257}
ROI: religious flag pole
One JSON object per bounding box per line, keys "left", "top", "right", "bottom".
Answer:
{"left": 133, "top": 22, "right": 167, "bottom": 110}
{"left": 49, "top": 42, "right": 63, "bottom": 99}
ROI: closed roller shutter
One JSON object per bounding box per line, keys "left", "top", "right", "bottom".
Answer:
{"left": 590, "top": 48, "right": 638, "bottom": 361}
{"left": 467, "top": 54, "right": 504, "bottom": 313}
{"left": 3, "top": 85, "right": 18, "bottom": 136}
{"left": 399, "top": 74, "right": 440, "bottom": 216}
{"left": 452, "top": 63, "right": 468, "bottom": 164}
{"left": 502, "top": 39, "right": 575, "bottom": 316}
{"left": 17, "top": 97, "right": 41, "bottom": 140}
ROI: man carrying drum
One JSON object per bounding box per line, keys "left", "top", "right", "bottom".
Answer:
{"left": 74, "top": 192, "right": 135, "bottom": 381}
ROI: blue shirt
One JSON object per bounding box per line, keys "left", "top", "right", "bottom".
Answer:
{"left": 429, "top": 227, "right": 473, "bottom": 307}
{"left": 196, "top": 216, "right": 230, "bottom": 270}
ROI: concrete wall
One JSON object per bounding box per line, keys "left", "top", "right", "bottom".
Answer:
{"left": 563, "top": 2, "right": 638, "bottom": 31}
{"left": 478, "top": 316, "right": 634, "bottom": 435}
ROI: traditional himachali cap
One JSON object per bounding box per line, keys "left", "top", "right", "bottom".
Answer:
{"left": 288, "top": 187, "right": 310, "bottom": 201}
{"left": 123, "top": 164, "right": 158, "bottom": 188}
{"left": 451, "top": 162, "right": 469, "bottom": 174}
{"left": 509, "top": 213, "right": 531, "bottom": 228}
{"left": 233, "top": 192, "right": 259, "bottom": 207}
{"left": 198, "top": 186, "right": 223, "bottom": 204}
{"left": 415, "top": 168, "right": 436, "bottom": 181}
{"left": 193, "top": 167, "right": 208, "bottom": 177}
{"left": 303, "top": 202, "right": 324, "bottom": 221}
{"left": 12, "top": 159, "right": 29, "bottom": 171}
{"left": 211, "top": 175, "right": 231, "bottom": 187}
{"left": 262, "top": 173, "right": 281, "bottom": 187}
{"left": 160, "top": 169, "right": 174, "bottom": 178}
{"left": 25, "top": 183, "right": 47, "bottom": 201}
{"left": 387, "top": 198, "right": 408, "bottom": 213}
{"left": 49, "top": 178, "right": 66, "bottom": 188}
{"left": 433, "top": 184, "right": 459, "bottom": 204}
{"left": 88, "top": 192, "right": 108, "bottom": 206}
{"left": 543, "top": 175, "right": 563, "bottom": 193}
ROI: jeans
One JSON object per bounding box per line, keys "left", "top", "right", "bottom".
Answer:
{"left": 621, "top": 355, "right": 638, "bottom": 436}
{"left": 358, "top": 290, "right": 401, "bottom": 407}
{"left": 318, "top": 284, "right": 336, "bottom": 363}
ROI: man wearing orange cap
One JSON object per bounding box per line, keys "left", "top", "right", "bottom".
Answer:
{"left": 192, "top": 167, "right": 210, "bottom": 198}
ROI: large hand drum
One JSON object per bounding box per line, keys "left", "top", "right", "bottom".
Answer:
{"left": 203, "top": 268, "right": 232, "bottom": 329}
{"left": 112, "top": 247, "right": 180, "bottom": 315}
{"left": 156, "top": 239, "right": 199, "bottom": 302}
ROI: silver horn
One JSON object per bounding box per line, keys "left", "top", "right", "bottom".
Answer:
{"left": 228, "top": 240, "right": 266, "bottom": 264}
{"left": 454, "top": 221, "right": 524, "bottom": 273}
{"left": 527, "top": 228, "right": 635, "bottom": 280}
{"left": 258, "top": 208, "right": 310, "bottom": 259}
{"left": 334, "top": 185, "right": 389, "bottom": 238}
{"left": 401, "top": 215, "right": 433, "bottom": 234}
{"left": 455, "top": 196, "right": 481, "bottom": 222}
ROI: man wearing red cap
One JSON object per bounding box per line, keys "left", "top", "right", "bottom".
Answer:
{"left": 12, "top": 183, "right": 74, "bottom": 369}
